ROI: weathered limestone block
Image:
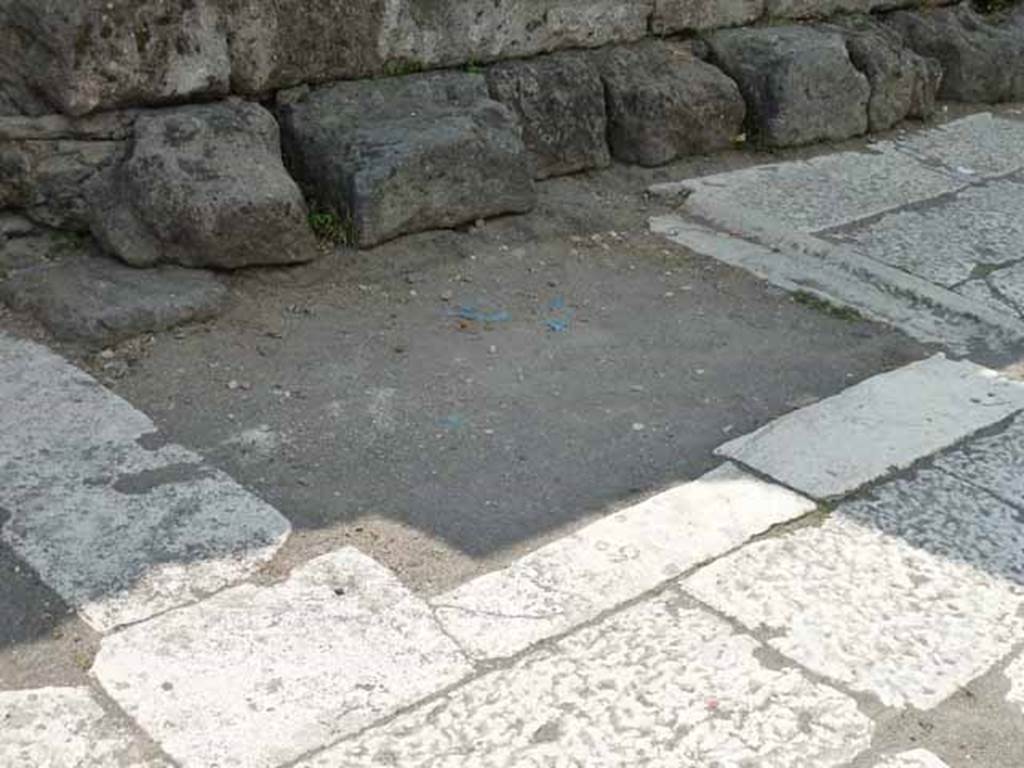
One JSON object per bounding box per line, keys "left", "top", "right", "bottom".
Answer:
{"left": 0, "top": 0, "right": 230, "bottom": 116}
{"left": 277, "top": 72, "right": 536, "bottom": 248}
{"left": 828, "top": 17, "right": 942, "bottom": 132}
{"left": 706, "top": 26, "right": 870, "bottom": 147}
{"left": 886, "top": 4, "right": 1024, "bottom": 103}
{"left": 764, "top": 0, "right": 913, "bottom": 20}
{"left": 651, "top": 0, "right": 763, "bottom": 35}
{"left": 0, "top": 113, "right": 132, "bottom": 231}
{"left": 594, "top": 41, "right": 746, "bottom": 167}
{"left": 90, "top": 100, "right": 316, "bottom": 269}
{"left": 486, "top": 53, "right": 610, "bottom": 179}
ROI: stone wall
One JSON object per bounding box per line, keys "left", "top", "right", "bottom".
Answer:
{"left": 2, "top": 0, "right": 1023, "bottom": 326}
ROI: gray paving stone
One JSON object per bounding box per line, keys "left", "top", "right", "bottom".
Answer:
{"left": 892, "top": 113, "right": 1024, "bottom": 179}
{"left": 93, "top": 548, "right": 473, "bottom": 768}
{"left": 298, "top": 593, "right": 874, "bottom": 767}
{"left": 831, "top": 179, "right": 1024, "bottom": 288}
{"left": 989, "top": 262, "right": 1024, "bottom": 317}
{"left": 0, "top": 687, "right": 168, "bottom": 767}
{"left": 717, "top": 354, "right": 1024, "bottom": 499}
{"left": 685, "top": 469, "right": 1024, "bottom": 709}
{"left": 933, "top": 414, "right": 1024, "bottom": 508}
{"left": 432, "top": 463, "right": 815, "bottom": 661}
{"left": 0, "top": 333, "right": 290, "bottom": 631}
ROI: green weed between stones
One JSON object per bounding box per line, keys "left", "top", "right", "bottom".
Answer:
{"left": 308, "top": 210, "right": 355, "bottom": 246}
{"left": 791, "top": 290, "right": 862, "bottom": 321}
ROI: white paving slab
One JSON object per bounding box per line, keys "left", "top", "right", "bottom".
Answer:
{"left": 0, "top": 687, "right": 167, "bottom": 767}
{"left": 431, "top": 462, "right": 815, "bottom": 661}
{"left": 1005, "top": 653, "right": 1024, "bottom": 715}
{"left": 892, "top": 113, "right": 1024, "bottom": 179}
{"left": 716, "top": 354, "right": 1024, "bottom": 499}
{"left": 0, "top": 333, "right": 290, "bottom": 632}
{"left": 92, "top": 548, "right": 473, "bottom": 768}
{"left": 651, "top": 141, "right": 959, "bottom": 234}
{"left": 874, "top": 750, "right": 951, "bottom": 768}
{"left": 830, "top": 179, "right": 1024, "bottom": 288}
{"left": 298, "top": 592, "right": 873, "bottom": 768}
{"left": 685, "top": 469, "right": 1024, "bottom": 709}
{"left": 933, "top": 413, "right": 1024, "bottom": 508}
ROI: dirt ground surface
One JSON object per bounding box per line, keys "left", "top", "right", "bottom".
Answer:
{"left": 1, "top": 116, "right": 957, "bottom": 600}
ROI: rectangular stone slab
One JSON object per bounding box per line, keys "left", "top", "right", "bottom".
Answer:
{"left": 716, "top": 354, "right": 1024, "bottom": 499}
{"left": 431, "top": 462, "right": 815, "bottom": 661}
{"left": 92, "top": 548, "right": 473, "bottom": 768}
{"left": 0, "top": 334, "right": 290, "bottom": 631}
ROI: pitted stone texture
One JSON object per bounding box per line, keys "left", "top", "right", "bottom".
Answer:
{"left": 93, "top": 549, "right": 473, "bottom": 768}
{"left": 886, "top": 5, "right": 1024, "bottom": 104}
{"left": 988, "top": 263, "right": 1024, "bottom": 317}
{"left": 0, "top": 334, "right": 290, "bottom": 631}
{"left": 0, "top": 0, "right": 230, "bottom": 117}
{"left": 651, "top": 0, "right": 763, "bottom": 34}
{"left": 486, "top": 52, "right": 609, "bottom": 179}
{"left": 0, "top": 687, "right": 168, "bottom": 767}
{"left": 686, "top": 468, "right": 1024, "bottom": 709}
{"left": 278, "top": 72, "right": 535, "bottom": 247}
{"left": 0, "top": 243, "right": 228, "bottom": 345}
{"left": 764, "top": 0, "right": 904, "bottom": 19}
{"left": 433, "top": 463, "right": 815, "bottom": 661}
{"left": 1006, "top": 653, "right": 1024, "bottom": 715}
{"left": 828, "top": 16, "right": 941, "bottom": 132}
{"left": 673, "top": 143, "right": 959, "bottom": 233}
{"left": 596, "top": 41, "right": 746, "bottom": 167}
{"left": 875, "top": 750, "right": 951, "bottom": 768}
{"left": 706, "top": 25, "right": 869, "bottom": 147}
{"left": 892, "top": 113, "right": 1024, "bottom": 179}
{"left": 299, "top": 593, "right": 873, "bottom": 767}
{"left": 90, "top": 100, "right": 316, "bottom": 269}
{"left": 934, "top": 414, "right": 1024, "bottom": 508}
{"left": 832, "top": 179, "right": 1024, "bottom": 288}
{"left": 718, "top": 355, "right": 1024, "bottom": 499}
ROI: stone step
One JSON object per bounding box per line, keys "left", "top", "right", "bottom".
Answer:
{"left": 277, "top": 71, "right": 536, "bottom": 248}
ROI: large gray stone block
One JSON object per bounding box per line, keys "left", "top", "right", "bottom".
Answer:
{"left": 0, "top": 0, "right": 230, "bottom": 117}
{"left": 596, "top": 41, "right": 746, "bottom": 167}
{"left": 277, "top": 72, "right": 536, "bottom": 248}
{"left": 706, "top": 25, "right": 870, "bottom": 147}
{"left": 486, "top": 52, "right": 610, "bottom": 180}
{"left": 886, "top": 4, "right": 1024, "bottom": 103}
{"left": 90, "top": 100, "right": 317, "bottom": 269}
{"left": 651, "top": 0, "right": 763, "bottom": 34}
{"left": 828, "top": 17, "right": 942, "bottom": 132}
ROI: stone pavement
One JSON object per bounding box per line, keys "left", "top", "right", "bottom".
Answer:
{"left": 651, "top": 110, "right": 1024, "bottom": 360}
{"left": 5, "top": 326, "right": 1024, "bottom": 765}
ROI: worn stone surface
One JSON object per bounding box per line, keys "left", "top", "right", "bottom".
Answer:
{"left": 651, "top": 0, "right": 763, "bottom": 34}
{"left": 892, "top": 112, "right": 1024, "bottom": 178}
{"left": 0, "top": 687, "right": 167, "bottom": 767}
{"left": 0, "top": 0, "right": 230, "bottom": 116}
{"left": 830, "top": 16, "right": 942, "bottom": 132}
{"left": 706, "top": 25, "right": 870, "bottom": 147}
{"left": 765, "top": 0, "right": 905, "bottom": 19}
{"left": 933, "top": 413, "right": 1024, "bottom": 508}
{"left": 432, "top": 462, "right": 815, "bottom": 661}
{"left": 596, "top": 41, "right": 746, "bottom": 166}
{"left": 1006, "top": 653, "right": 1024, "bottom": 716}
{"left": 278, "top": 72, "right": 535, "bottom": 247}
{"left": 886, "top": 5, "right": 1024, "bottom": 104}
{"left": 90, "top": 100, "right": 316, "bottom": 269}
{"left": 93, "top": 548, "right": 473, "bottom": 768}
{"left": 300, "top": 592, "right": 873, "bottom": 767}
{"left": 686, "top": 468, "right": 1024, "bottom": 709}
{"left": 0, "top": 239, "right": 228, "bottom": 345}
{"left": 875, "top": 750, "right": 951, "bottom": 768}
{"left": 486, "top": 52, "right": 609, "bottom": 179}
{"left": 717, "top": 354, "right": 1024, "bottom": 498}
{"left": 832, "top": 178, "right": 1024, "bottom": 288}
{"left": 0, "top": 333, "right": 291, "bottom": 631}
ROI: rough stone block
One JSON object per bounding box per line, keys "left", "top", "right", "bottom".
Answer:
{"left": 0, "top": 236, "right": 228, "bottom": 345}
{"left": 828, "top": 17, "right": 942, "bottom": 132}
{"left": 278, "top": 72, "right": 536, "bottom": 248}
{"left": 651, "top": 0, "right": 763, "bottom": 34}
{"left": 486, "top": 52, "right": 610, "bottom": 179}
{"left": 706, "top": 25, "right": 870, "bottom": 147}
{"left": 0, "top": 0, "right": 230, "bottom": 116}
{"left": 89, "top": 100, "right": 317, "bottom": 269}
{"left": 886, "top": 5, "right": 1024, "bottom": 103}
{"left": 595, "top": 41, "right": 746, "bottom": 167}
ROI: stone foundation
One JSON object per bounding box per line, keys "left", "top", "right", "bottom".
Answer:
{"left": 1, "top": 0, "right": 1021, "bottom": 339}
